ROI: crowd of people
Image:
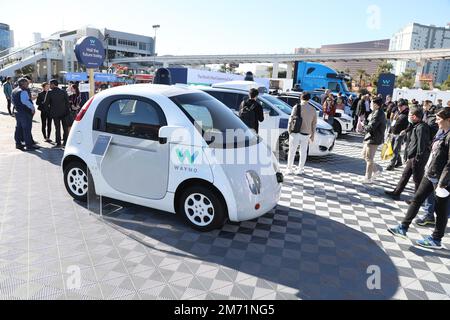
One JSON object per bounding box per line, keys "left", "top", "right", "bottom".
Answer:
{"left": 1, "top": 77, "right": 82, "bottom": 151}
{"left": 355, "top": 94, "right": 449, "bottom": 250}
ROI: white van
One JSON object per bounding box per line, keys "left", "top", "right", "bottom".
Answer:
{"left": 62, "top": 84, "right": 283, "bottom": 232}
{"left": 196, "top": 81, "right": 336, "bottom": 160}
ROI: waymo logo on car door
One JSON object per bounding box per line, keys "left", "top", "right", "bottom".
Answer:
{"left": 176, "top": 149, "right": 199, "bottom": 165}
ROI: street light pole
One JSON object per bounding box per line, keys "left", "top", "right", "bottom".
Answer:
{"left": 152, "top": 25, "right": 160, "bottom": 69}
{"left": 104, "top": 33, "right": 110, "bottom": 73}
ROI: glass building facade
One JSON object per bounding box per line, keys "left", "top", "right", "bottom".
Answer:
{"left": 0, "top": 23, "right": 13, "bottom": 52}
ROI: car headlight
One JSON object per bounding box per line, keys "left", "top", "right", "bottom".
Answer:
{"left": 246, "top": 171, "right": 262, "bottom": 195}
{"left": 341, "top": 118, "right": 352, "bottom": 123}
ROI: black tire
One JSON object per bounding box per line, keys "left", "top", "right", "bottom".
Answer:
{"left": 177, "top": 186, "right": 228, "bottom": 232}
{"left": 64, "top": 161, "right": 94, "bottom": 202}
{"left": 276, "top": 133, "right": 289, "bottom": 162}
{"left": 333, "top": 120, "right": 342, "bottom": 137}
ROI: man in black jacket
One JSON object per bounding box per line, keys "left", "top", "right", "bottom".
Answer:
{"left": 385, "top": 107, "right": 430, "bottom": 200}
{"left": 239, "top": 88, "right": 264, "bottom": 134}
{"left": 44, "top": 79, "right": 70, "bottom": 147}
{"left": 387, "top": 99, "right": 410, "bottom": 171}
{"left": 361, "top": 97, "right": 386, "bottom": 184}
{"left": 36, "top": 82, "right": 52, "bottom": 143}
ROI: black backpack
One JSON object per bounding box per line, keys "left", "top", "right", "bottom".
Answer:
{"left": 289, "top": 104, "right": 303, "bottom": 134}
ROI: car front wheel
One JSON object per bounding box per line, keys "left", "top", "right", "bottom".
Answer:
{"left": 177, "top": 186, "right": 228, "bottom": 232}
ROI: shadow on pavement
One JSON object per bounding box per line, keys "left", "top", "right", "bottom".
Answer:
{"left": 87, "top": 200, "right": 400, "bottom": 300}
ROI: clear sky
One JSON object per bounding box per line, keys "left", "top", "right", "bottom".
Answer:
{"left": 1, "top": 0, "right": 449, "bottom": 55}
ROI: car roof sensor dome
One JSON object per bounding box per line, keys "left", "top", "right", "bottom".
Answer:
{"left": 153, "top": 68, "right": 172, "bottom": 85}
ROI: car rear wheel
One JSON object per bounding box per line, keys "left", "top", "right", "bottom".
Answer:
{"left": 64, "top": 161, "right": 94, "bottom": 202}
{"left": 177, "top": 186, "right": 227, "bottom": 232}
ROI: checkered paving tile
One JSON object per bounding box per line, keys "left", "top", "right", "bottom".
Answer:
{"left": 1, "top": 100, "right": 450, "bottom": 300}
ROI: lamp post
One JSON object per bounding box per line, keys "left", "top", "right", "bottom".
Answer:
{"left": 104, "top": 33, "right": 110, "bottom": 73}
{"left": 152, "top": 25, "right": 160, "bottom": 68}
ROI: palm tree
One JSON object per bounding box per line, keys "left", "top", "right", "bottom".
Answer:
{"left": 356, "top": 69, "right": 369, "bottom": 88}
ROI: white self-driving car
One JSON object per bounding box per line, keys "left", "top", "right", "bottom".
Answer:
{"left": 196, "top": 81, "right": 336, "bottom": 160}
{"left": 62, "top": 84, "right": 283, "bottom": 231}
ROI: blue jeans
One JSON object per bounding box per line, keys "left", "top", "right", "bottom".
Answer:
{"left": 14, "top": 111, "right": 33, "bottom": 147}
{"left": 423, "top": 192, "right": 450, "bottom": 219}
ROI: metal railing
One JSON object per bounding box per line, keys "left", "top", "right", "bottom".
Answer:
{"left": 0, "top": 40, "right": 62, "bottom": 70}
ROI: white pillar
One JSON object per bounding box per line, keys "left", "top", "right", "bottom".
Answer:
{"left": 286, "top": 62, "right": 294, "bottom": 80}
{"left": 272, "top": 61, "right": 279, "bottom": 79}
{"left": 414, "top": 59, "right": 425, "bottom": 89}
{"left": 46, "top": 57, "right": 52, "bottom": 81}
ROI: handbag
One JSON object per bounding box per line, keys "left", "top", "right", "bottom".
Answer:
{"left": 381, "top": 139, "right": 394, "bottom": 161}
{"left": 288, "top": 104, "right": 303, "bottom": 134}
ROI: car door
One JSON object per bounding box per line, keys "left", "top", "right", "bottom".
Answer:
{"left": 258, "top": 98, "right": 279, "bottom": 132}
{"left": 94, "top": 97, "right": 169, "bottom": 200}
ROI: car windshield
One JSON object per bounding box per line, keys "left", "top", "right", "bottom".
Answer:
{"left": 261, "top": 94, "right": 293, "bottom": 115}
{"left": 170, "top": 92, "right": 259, "bottom": 149}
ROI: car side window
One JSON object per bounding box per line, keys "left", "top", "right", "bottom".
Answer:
{"left": 259, "top": 100, "right": 278, "bottom": 117}
{"left": 106, "top": 99, "right": 165, "bottom": 141}
{"left": 222, "top": 93, "right": 239, "bottom": 111}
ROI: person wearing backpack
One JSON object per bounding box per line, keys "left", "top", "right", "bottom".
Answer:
{"left": 239, "top": 88, "right": 264, "bottom": 134}
{"left": 286, "top": 92, "right": 317, "bottom": 176}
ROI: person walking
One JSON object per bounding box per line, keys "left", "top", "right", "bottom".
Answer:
{"left": 355, "top": 94, "right": 368, "bottom": 133}
{"left": 12, "top": 78, "right": 40, "bottom": 151}
{"left": 436, "top": 99, "right": 443, "bottom": 110}
{"left": 361, "top": 97, "right": 387, "bottom": 184}
{"left": 352, "top": 94, "right": 362, "bottom": 132}
{"left": 36, "top": 82, "right": 52, "bottom": 143}
{"left": 386, "top": 99, "right": 410, "bottom": 171}
{"left": 239, "top": 88, "right": 264, "bottom": 134}
{"left": 384, "top": 95, "right": 395, "bottom": 135}
{"left": 67, "top": 83, "right": 82, "bottom": 134}
{"left": 286, "top": 92, "right": 317, "bottom": 176}
{"left": 44, "top": 79, "right": 70, "bottom": 148}
{"left": 323, "top": 94, "right": 336, "bottom": 126}
{"left": 388, "top": 108, "right": 450, "bottom": 250}
{"left": 320, "top": 89, "right": 331, "bottom": 105}
{"left": 3, "top": 77, "right": 13, "bottom": 116}
{"left": 385, "top": 107, "right": 431, "bottom": 200}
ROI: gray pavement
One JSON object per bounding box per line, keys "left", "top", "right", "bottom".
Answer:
{"left": 0, "top": 96, "right": 450, "bottom": 300}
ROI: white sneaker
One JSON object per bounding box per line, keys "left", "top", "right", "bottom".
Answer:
{"left": 285, "top": 169, "right": 295, "bottom": 176}
{"left": 296, "top": 169, "right": 305, "bottom": 176}
{"left": 372, "top": 168, "right": 384, "bottom": 179}
{"left": 361, "top": 177, "right": 374, "bottom": 185}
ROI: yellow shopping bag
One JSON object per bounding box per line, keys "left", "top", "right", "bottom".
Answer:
{"left": 381, "top": 140, "right": 394, "bottom": 161}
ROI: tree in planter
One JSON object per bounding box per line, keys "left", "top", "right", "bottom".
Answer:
{"left": 370, "top": 61, "right": 394, "bottom": 87}
{"left": 421, "top": 83, "right": 431, "bottom": 90}
{"left": 439, "top": 75, "right": 450, "bottom": 91}
{"left": 396, "top": 69, "right": 416, "bottom": 89}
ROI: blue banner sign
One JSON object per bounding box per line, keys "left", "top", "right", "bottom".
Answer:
{"left": 94, "top": 73, "right": 117, "bottom": 82}
{"left": 377, "top": 73, "right": 396, "bottom": 102}
{"left": 74, "top": 36, "right": 106, "bottom": 69}
{"left": 65, "top": 72, "right": 88, "bottom": 82}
